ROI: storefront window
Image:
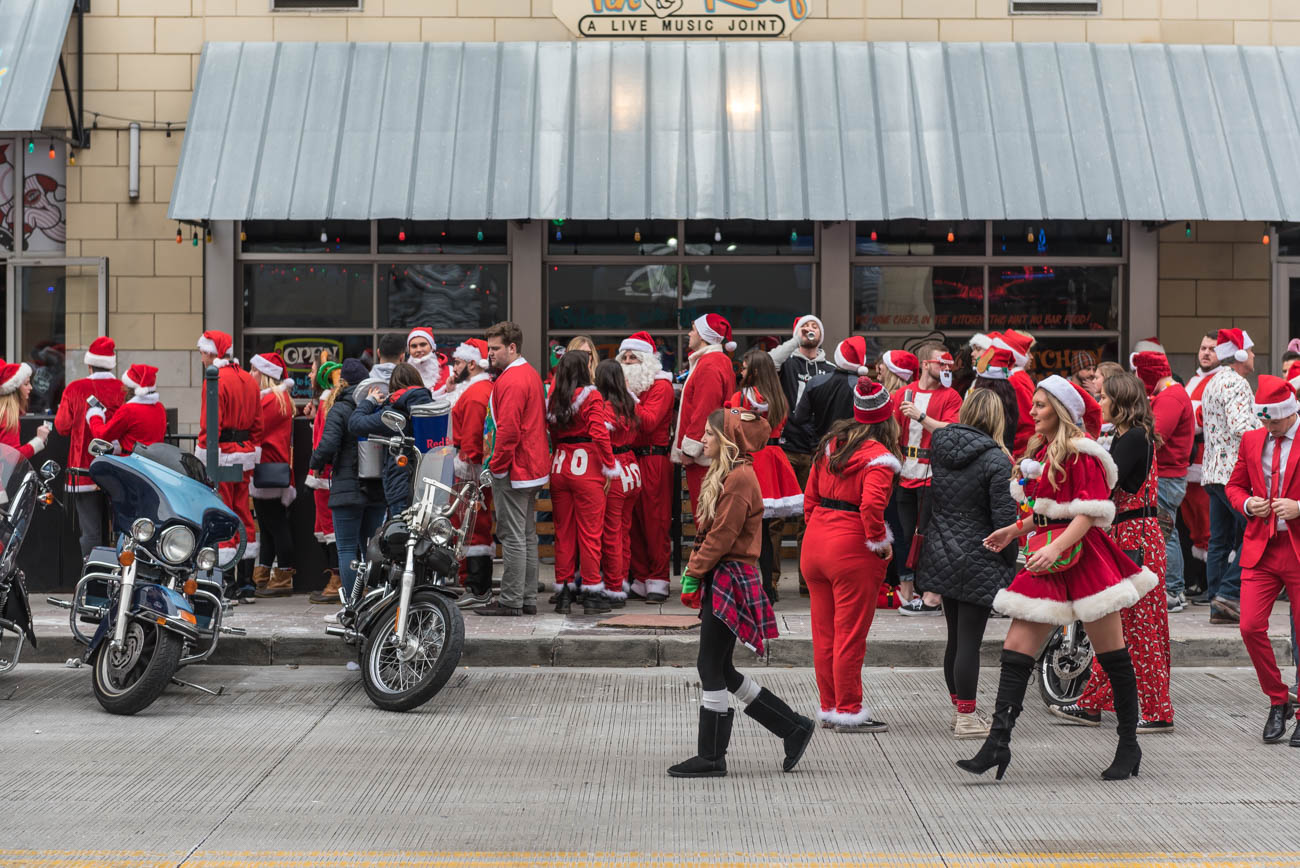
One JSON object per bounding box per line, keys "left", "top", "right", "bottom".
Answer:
{"left": 378, "top": 263, "right": 507, "bottom": 330}
{"left": 684, "top": 220, "right": 815, "bottom": 256}
{"left": 546, "top": 333, "right": 682, "bottom": 376}
{"left": 853, "top": 265, "right": 983, "bottom": 332}
{"left": 1278, "top": 223, "right": 1300, "bottom": 258}
{"left": 549, "top": 264, "right": 680, "bottom": 332}
{"left": 241, "top": 220, "right": 370, "bottom": 254}
{"left": 855, "top": 220, "right": 984, "bottom": 257}
{"left": 547, "top": 220, "right": 678, "bottom": 256}
{"left": 243, "top": 333, "right": 374, "bottom": 401}
{"left": 376, "top": 220, "right": 507, "bottom": 255}
{"left": 1023, "top": 335, "right": 1121, "bottom": 381}
{"left": 678, "top": 263, "right": 811, "bottom": 331}
{"left": 989, "top": 265, "right": 1118, "bottom": 332}
{"left": 18, "top": 265, "right": 67, "bottom": 414}
{"left": 990, "top": 221, "right": 1121, "bottom": 258}
{"left": 242, "top": 262, "right": 372, "bottom": 329}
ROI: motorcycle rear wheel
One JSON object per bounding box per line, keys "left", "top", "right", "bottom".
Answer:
{"left": 1037, "top": 624, "right": 1095, "bottom": 708}
{"left": 361, "top": 590, "right": 464, "bottom": 712}
{"left": 91, "top": 620, "right": 184, "bottom": 715}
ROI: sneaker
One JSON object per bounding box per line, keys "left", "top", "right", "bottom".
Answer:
{"left": 345, "top": 660, "right": 360, "bottom": 671}
{"left": 1137, "top": 719, "right": 1175, "bottom": 734}
{"left": 474, "top": 601, "right": 522, "bottom": 617}
{"left": 953, "top": 711, "right": 991, "bottom": 740}
{"left": 1048, "top": 703, "right": 1102, "bottom": 726}
{"left": 456, "top": 591, "right": 493, "bottom": 609}
{"left": 522, "top": 605, "right": 537, "bottom": 615}
{"left": 834, "top": 718, "right": 889, "bottom": 733}
{"left": 1167, "top": 592, "right": 1186, "bottom": 613}
{"left": 898, "top": 597, "right": 941, "bottom": 616}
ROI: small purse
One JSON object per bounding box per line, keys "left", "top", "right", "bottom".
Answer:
{"left": 253, "top": 462, "right": 292, "bottom": 489}
{"left": 1022, "top": 529, "right": 1083, "bottom": 575}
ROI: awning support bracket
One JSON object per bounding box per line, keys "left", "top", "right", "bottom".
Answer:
{"left": 55, "top": 0, "right": 90, "bottom": 150}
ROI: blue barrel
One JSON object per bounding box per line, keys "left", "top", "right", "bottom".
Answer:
{"left": 410, "top": 399, "right": 452, "bottom": 453}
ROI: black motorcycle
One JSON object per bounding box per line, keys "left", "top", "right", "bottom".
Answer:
{"left": 0, "top": 446, "right": 61, "bottom": 674}
{"left": 1038, "top": 620, "right": 1094, "bottom": 707}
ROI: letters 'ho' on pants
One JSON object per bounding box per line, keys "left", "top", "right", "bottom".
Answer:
{"left": 550, "top": 470, "right": 607, "bottom": 593}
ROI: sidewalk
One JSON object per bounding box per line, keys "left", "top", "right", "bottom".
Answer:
{"left": 29, "top": 566, "right": 1296, "bottom": 668}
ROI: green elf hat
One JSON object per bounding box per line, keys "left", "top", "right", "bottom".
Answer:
{"left": 315, "top": 360, "right": 342, "bottom": 392}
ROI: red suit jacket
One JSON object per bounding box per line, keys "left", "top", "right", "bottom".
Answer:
{"left": 489, "top": 357, "right": 550, "bottom": 489}
{"left": 196, "top": 361, "right": 263, "bottom": 471}
{"left": 633, "top": 376, "right": 674, "bottom": 449}
{"left": 673, "top": 346, "right": 735, "bottom": 465}
{"left": 453, "top": 374, "right": 493, "bottom": 480}
{"left": 55, "top": 372, "right": 127, "bottom": 491}
{"left": 87, "top": 397, "right": 166, "bottom": 457}
{"left": 1225, "top": 426, "right": 1300, "bottom": 569}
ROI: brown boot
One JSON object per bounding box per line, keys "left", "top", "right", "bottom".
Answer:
{"left": 255, "top": 566, "right": 296, "bottom": 597}
{"left": 252, "top": 564, "right": 271, "bottom": 590}
{"left": 309, "top": 571, "right": 342, "bottom": 604}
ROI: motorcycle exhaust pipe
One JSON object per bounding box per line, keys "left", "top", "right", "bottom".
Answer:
{"left": 324, "top": 625, "right": 358, "bottom": 643}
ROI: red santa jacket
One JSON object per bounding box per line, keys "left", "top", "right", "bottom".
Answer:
{"left": 86, "top": 396, "right": 166, "bottom": 456}
{"left": 548, "top": 385, "right": 618, "bottom": 480}
{"left": 607, "top": 403, "right": 642, "bottom": 495}
{"left": 803, "top": 438, "right": 901, "bottom": 552}
{"left": 672, "top": 346, "right": 735, "bottom": 465}
{"left": 55, "top": 372, "right": 126, "bottom": 491}
{"left": 1009, "top": 370, "right": 1036, "bottom": 457}
{"left": 255, "top": 386, "right": 294, "bottom": 466}
{"left": 0, "top": 423, "right": 42, "bottom": 461}
{"left": 633, "top": 375, "right": 675, "bottom": 450}
{"left": 452, "top": 373, "right": 493, "bottom": 481}
{"left": 488, "top": 357, "right": 550, "bottom": 489}
{"left": 891, "top": 384, "right": 963, "bottom": 488}
{"left": 1225, "top": 424, "right": 1300, "bottom": 570}
{"left": 196, "top": 361, "right": 263, "bottom": 471}
{"left": 1186, "top": 367, "right": 1220, "bottom": 482}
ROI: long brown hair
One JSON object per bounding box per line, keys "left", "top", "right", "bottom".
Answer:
{"left": 740, "top": 348, "right": 787, "bottom": 423}
{"left": 594, "top": 359, "right": 636, "bottom": 427}
{"left": 548, "top": 351, "right": 592, "bottom": 429}
{"left": 818, "top": 415, "right": 901, "bottom": 476}
{"left": 696, "top": 409, "right": 740, "bottom": 524}
{"left": 1103, "top": 372, "right": 1163, "bottom": 450}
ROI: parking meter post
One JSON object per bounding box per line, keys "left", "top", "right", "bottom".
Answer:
{"left": 204, "top": 365, "right": 241, "bottom": 484}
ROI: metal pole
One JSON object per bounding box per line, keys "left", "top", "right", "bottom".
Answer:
{"left": 204, "top": 365, "right": 240, "bottom": 483}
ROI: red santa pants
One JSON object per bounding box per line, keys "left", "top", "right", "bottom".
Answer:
{"left": 312, "top": 488, "right": 335, "bottom": 545}
{"left": 550, "top": 469, "right": 607, "bottom": 593}
{"left": 1240, "top": 534, "right": 1300, "bottom": 709}
{"left": 802, "top": 519, "right": 886, "bottom": 718}
{"left": 219, "top": 470, "right": 257, "bottom": 562}
{"left": 1180, "top": 481, "right": 1211, "bottom": 557}
{"left": 602, "top": 480, "right": 639, "bottom": 597}
{"left": 629, "top": 454, "right": 672, "bottom": 594}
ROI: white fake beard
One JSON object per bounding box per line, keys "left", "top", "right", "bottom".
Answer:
{"left": 621, "top": 352, "right": 662, "bottom": 395}
{"left": 409, "top": 354, "right": 439, "bottom": 388}
{"left": 939, "top": 370, "right": 953, "bottom": 388}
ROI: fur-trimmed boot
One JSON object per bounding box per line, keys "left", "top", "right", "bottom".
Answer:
{"left": 256, "top": 567, "right": 295, "bottom": 597}
{"left": 668, "top": 708, "right": 733, "bottom": 778}
{"left": 1098, "top": 647, "right": 1143, "bottom": 780}
{"left": 743, "top": 687, "right": 815, "bottom": 772}
{"left": 956, "top": 649, "right": 1034, "bottom": 780}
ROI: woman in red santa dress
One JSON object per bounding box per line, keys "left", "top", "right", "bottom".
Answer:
{"left": 594, "top": 359, "right": 640, "bottom": 607}
{"left": 85, "top": 363, "right": 166, "bottom": 455}
{"left": 248, "top": 352, "right": 298, "bottom": 599}
{"left": 961, "top": 374, "right": 1157, "bottom": 782}
{"left": 0, "top": 361, "right": 50, "bottom": 459}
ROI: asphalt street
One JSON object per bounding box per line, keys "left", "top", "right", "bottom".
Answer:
{"left": 2, "top": 664, "right": 1299, "bottom": 867}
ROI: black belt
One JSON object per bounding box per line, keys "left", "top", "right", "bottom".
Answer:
{"left": 819, "top": 498, "right": 857, "bottom": 513}
{"left": 635, "top": 446, "right": 670, "bottom": 457}
{"left": 614, "top": 445, "right": 635, "bottom": 455}
{"left": 904, "top": 446, "right": 930, "bottom": 459}
{"left": 556, "top": 436, "right": 592, "bottom": 444}
{"left": 1115, "top": 506, "right": 1158, "bottom": 524}
{"left": 766, "top": 438, "right": 782, "bottom": 447}
{"left": 219, "top": 428, "right": 251, "bottom": 443}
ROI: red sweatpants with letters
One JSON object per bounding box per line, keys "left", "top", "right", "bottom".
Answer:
{"left": 628, "top": 454, "right": 672, "bottom": 595}
{"left": 551, "top": 455, "right": 607, "bottom": 594}
{"left": 1240, "top": 534, "right": 1300, "bottom": 710}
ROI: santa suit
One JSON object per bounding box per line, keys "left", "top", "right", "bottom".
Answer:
{"left": 1181, "top": 367, "right": 1220, "bottom": 562}
{"left": 1008, "top": 369, "right": 1036, "bottom": 457}
{"left": 410, "top": 353, "right": 449, "bottom": 396}
{"left": 601, "top": 409, "right": 641, "bottom": 598}
{"left": 629, "top": 375, "right": 675, "bottom": 598}
{"left": 452, "top": 373, "right": 495, "bottom": 588}
{"left": 197, "top": 360, "right": 264, "bottom": 563}
{"left": 801, "top": 439, "right": 899, "bottom": 725}
{"left": 306, "top": 394, "right": 335, "bottom": 547}
{"left": 891, "top": 383, "right": 963, "bottom": 575}
{"left": 1225, "top": 423, "right": 1300, "bottom": 712}
{"left": 248, "top": 386, "right": 296, "bottom": 507}
{"left": 548, "top": 385, "right": 618, "bottom": 594}
{"left": 55, "top": 371, "right": 126, "bottom": 492}
{"left": 86, "top": 393, "right": 166, "bottom": 455}
{"left": 672, "top": 344, "right": 736, "bottom": 513}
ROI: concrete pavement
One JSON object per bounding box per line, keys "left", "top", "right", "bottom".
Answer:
{"left": 2, "top": 664, "right": 1299, "bottom": 867}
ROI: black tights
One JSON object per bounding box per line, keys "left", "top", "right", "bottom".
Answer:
{"left": 697, "top": 587, "right": 745, "bottom": 693}
{"left": 758, "top": 519, "right": 776, "bottom": 599}
{"left": 253, "top": 497, "right": 296, "bottom": 569}
{"left": 324, "top": 541, "right": 338, "bottom": 569}
{"left": 943, "top": 597, "right": 992, "bottom": 701}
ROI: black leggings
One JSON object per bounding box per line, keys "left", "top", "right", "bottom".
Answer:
{"left": 942, "top": 597, "right": 992, "bottom": 701}
{"left": 253, "top": 497, "right": 296, "bottom": 569}
{"left": 758, "top": 518, "right": 776, "bottom": 597}
{"left": 697, "top": 586, "right": 745, "bottom": 694}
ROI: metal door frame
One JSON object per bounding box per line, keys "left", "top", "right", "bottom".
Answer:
{"left": 3, "top": 256, "right": 108, "bottom": 361}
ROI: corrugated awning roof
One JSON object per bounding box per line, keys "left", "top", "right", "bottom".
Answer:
{"left": 169, "top": 40, "right": 1300, "bottom": 223}
{"left": 0, "top": 0, "right": 75, "bottom": 133}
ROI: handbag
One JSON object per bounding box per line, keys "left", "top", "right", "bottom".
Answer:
{"left": 1022, "top": 529, "right": 1083, "bottom": 575}
{"left": 253, "top": 462, "right": 292, "bottom": 489}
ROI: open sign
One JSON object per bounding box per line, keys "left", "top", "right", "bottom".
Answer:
{"left": 275, "top": 337, "right": 343, "bottom": 400}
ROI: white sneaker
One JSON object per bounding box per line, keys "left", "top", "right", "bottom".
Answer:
{"left": 457, "top": 591, "right": 493, "bottom": 609}
{"left": 899, "top": 597, "right": 942, "bottom": 616}
{"left": 953, "top": 710, "right": 991, "bottom": 740}
{"left": 345, "top": 660, "right": 360, "bottom": 671}
{"left": 1166, "top": 592, "right": 1186, "bottom": 613}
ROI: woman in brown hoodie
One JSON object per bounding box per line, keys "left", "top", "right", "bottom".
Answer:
{"left": 668, "top": 407, "right": 815, "bottom": 779}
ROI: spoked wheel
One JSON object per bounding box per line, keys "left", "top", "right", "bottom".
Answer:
{"left": 1038, "top": 624, "right": 1095, "bottom": 707}
{"left": 361, "top": 591, "right": 464, "bottom": 712}
{"left": 91, "top": 620, "right": 184, "bottom": 715}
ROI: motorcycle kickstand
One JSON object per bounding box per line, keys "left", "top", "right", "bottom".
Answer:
{"left": 171, "top": 676, "right": 224, "bottom": 696}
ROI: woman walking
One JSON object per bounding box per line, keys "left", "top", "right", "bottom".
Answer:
{"left": 915, "top": 389, "right": 1019, "bottom": 738}
{"left": 250, "top": 352, "right": 298, "bottom": 598}
{"left": 669, "top": 407, "right": 814, "bottom": 777}
{"left": 960, "top": 375, "right": 1157, "bottom": 781}
{"left": 801, "top": 377, "right": 900, "bottom": 731}
{"left": 595, "top": 359, "right": 640, "bottom": 607}
{"left": 1053, "top": 372, "right": 1174, "bottom": 732}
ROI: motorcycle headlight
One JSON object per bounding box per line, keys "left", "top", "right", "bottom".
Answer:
{"left": 429, "top": 516, "right": 455, "bottom": 547}
{"left": 158, "top": 525, "right": 196, "bottom": 564}
{"left": 196, "top": 547, "right": 218, "bottom": 571}
{"left": 131, "top": 518, "right": 155, "bottom": 542}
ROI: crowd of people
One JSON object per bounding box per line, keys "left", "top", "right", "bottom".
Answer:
{"left": 33, "top": 315, "right": 1300, "bottom": 778}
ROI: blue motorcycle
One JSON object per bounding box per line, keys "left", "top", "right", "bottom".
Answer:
{"left": 49, "top": 439, "right": 246, "bottom": 715}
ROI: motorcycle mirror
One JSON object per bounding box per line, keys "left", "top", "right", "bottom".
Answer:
{"left": 38, "top": 460, "right": 60, "bottom": 482}
{"left": 88, "top": 439, "right": 113, "bottom": 457}
{"left": 381, "top": 410, "right": 406, "bottom": 433}
{"left": 478, "top": 468, "right": 494, "bottom": 488}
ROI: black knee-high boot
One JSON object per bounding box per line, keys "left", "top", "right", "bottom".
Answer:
{"left": 743, "top": 687, "right": 815, "bottom": 772}
{"left": 668, "top": 708, "right": 733, "bottom": 778}
{"left": 956, "top": 648, "right": 1034, "bottom": 780}
{"left": 1097, "top": 647, "right": 1142, "bottom": 780}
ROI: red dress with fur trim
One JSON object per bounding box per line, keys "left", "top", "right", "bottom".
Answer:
{"left": 995, "top": 437, "right": 1158, "bottom": 624}
{"left": 307, "top": 397, "right": 334, "bottom": 546}
{"left": 548, "top": 385, "right": 618, "bottom": 594}
{"left": 727, "top": 390, "right": 803, "bottom": 519}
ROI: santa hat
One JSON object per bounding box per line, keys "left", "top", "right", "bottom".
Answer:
{"left": 694, "top": 314, "right": 736, "bottom": 353}
{"left": 0, "top": 361, "right": 32, "bottom": 396}
{"left": 453, "top": 338, "right": 490, "bottom": 370}
{"left": 1216, "top": 328, "right": 1253, "bottom": 363}
{"left": 881, "top": 350, "right": 918, "bottom": 383}
{"left": 1037, "top": 374, "right": 1090, "bottom": 427}
{"left": 792, "top": 315, "right": 825, "bottom": 346}
{"left": 1132, "top": 336, "right": 1165, "bottom": 356}
{"left": 1284, "top": 358, "right": 1300, "bottom": 393}
{"left": 1254, "top": 375, "right": 1299, "bottom": 420}
{"left": 833, "top": 336, "right": 871, "bottom": 375}
{"left": 853, "top": 377, "right": 894, "bottom": 424}
{"left": 993, "top": 329, "right": 1034, "bottom": 367}
{"left": 250, "top": 352, "right": 288, "bottom": 382}
{"left": 84, "top": 336, "right": 116, "bottom": 370}
{"left": 619, "top": 332, "right": 656, "bottom": 356}
{"left": 197, "top": 330, "right": 233, "bottom": 358}
{"left": 407, "top": 326, "right": 436, "bottom": 350}
{"left": 976, "top": 347, "right": 1016, "bottom": 380}
{"left": 727, "top": 387, "right": 770, "bottom": 417}
{"left": 1130, "top": 351, "right": 1171, "bottom": 395}
{"left": 938, "top": 351, "right": 955, "bottom": 368}
{"left": 970, "top": 333, "right": 994, "bottom": 354}
{"left": 121, "top": 363, "right": 158, "bottom": 396}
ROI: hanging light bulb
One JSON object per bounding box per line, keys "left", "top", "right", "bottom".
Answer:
{"left": 26, "top": 140, "right": 34, "bottom": 155}
{"left": 869, "top": 229, "right": 878, "bottom": 242}
{"left": 714, "top": 227, "right": 722, "bottom": 243}
{"left": 1026, "top": 226, "right": 1035, "bottom": 243}
{"left": 1037, "top": 228, "right": 1047, "bottom": 253}
{"left": 1105, "top": 226, "right": 1113, "bottom": 245}
{"left": 555, "top": 229, "right": 562, "bottom": 241}
{"left": 48, "top": 142, "right": 56, "bottom": 160}
{"left": 240, "top": 230, "right": 247, "bottom": 243}
{"left": 1263, "top": 231, "right": 1271, "bottom": 245}
{"left": 320, "top": 228, "right": 328, "bottom": 244}
{"left": 667, "top": 236, "right": 678, "bottom": 249}
{"left": 633, "top": 227, "right": 642, "bottom": 243}
{"left": 946, "top": 227, "right": 955, "bottom": 243}
{"left": 1184, "top": 221, "right": 1192, "bottom": 239}
{"left": 790, "top": 229, "right": 798, "bottom": 243}
{"left": 205, "top": 227, "right": 213, "bottom": 244}
{"left": 191, "top": 229, "right": 199, "bottom": 247}
{"left": 476, "top": 228, "right": 484, "bottom": 242}
{"left": 398, "top": 226, "right": 407, "bottom": 242}
{"left": 176, "top": 226, "right": 183, "bottom": 245}
{"left": 68, "top": 151, "right": 76, "bottom": 166}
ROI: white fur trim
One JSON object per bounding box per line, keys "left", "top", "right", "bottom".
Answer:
{"left": 793, "top": 314, "right": 825, "bottom": 343}
{"left": 0, "top": 362, "right": 32, "bottom": 395}
{"left": 1011, "top": 477, "right": 1027, "bottom": 503}
{"left": 84, "top": 351, "right": 116, "bottom": 369}
{"left": 680, "top": 435, "right": 704, "bottom": 458}
{"left": 602, "top": 462, "right": 622, "bottom": 479}
{"left": 129, "top": 393, "right": 161, "bottom": 405}
{"left": 742, "top": 387, "right": 768, "bottom": 414}
{"left": 250, "top": 354, "right": 284, "bottom": 381}
{"left": 970, "top": 333, "right": 992, "bottom": 352}
{"left": 314, "top": 532, "right": 337, "bottom": 544}
{"left": 407, "top": 327, "right": 436, "bottom": 350}
{"left": 241, "top": 541, "right": 259, "bottom": 561}
{"left": 816, "top": 709, "right": 836, "bottom": 724}
{"left": 197, "top": 336, "right": 220, "bottom": 356}
{"left": 1019, "top": 458, "right": 1043, "bottom": 479}
{"left": 619, "top": 335, "right": 655, "bottom": 355}
{"left": 1033, "top": 496, "right": 1117, "bottom": 528}
{"left": 1070, "top": 436, "right": 1119, "bottom": 491}
{"left": 992, "top": 336, "right": 1031, "bottom": 368}
{"left": 694, "top": 315, "right": 723, "bottom": 346}
{"left": 977, "top": 366, "right": 1011, "bottom": 381}
{"left": 604, "top": 421, "right": 615, "bottom": 431}
{"left": 645, "top": 579, "right": 670, "bottom": 595}
{"left": 554, "top": 581, "right": 578, "bottom": 592}
{"left": 1038, "top": 375, "right": 1084, "bottom": 425}
{"left": 249, "top": 479, "right": 296, "bottom": 501}
{"left": 603, "top": 588, "right": 629, "bottom": 601}
{"left": 1216, "top": 332, "right": 1253, "bottom": 361}
{"left": 865, "top": 524, "right": 894, "bottom": 553}
{"left": 882, "top": 352, "right": 913, "bottom": 381}
{"left": 85, "top": 406, "right": 107, "bottom": 424}
{"left": 1254, "top": 396, "right": 1299, "bottom": 419}
{"left": 1071, "top": 568, "right": 1156, "bottom": 623}
{"left": 453, "top": 343, "right": 487, "bottom": 367}
{"left": 1191, "top": 546, "right": 1207, "bottom": 562}
{"left": 868, "top": 452, "right": 902, "bottom": 474}
{"left": 304, "top": 473, "right": 331, "bottom": 490}
{"left": 762, "top": 494, "right": 805, "bottom": 518}
{"left": 25, "top": 436, "right": 45, "bottom": 455}
{"left": 834, "top": 342, "right": 870, "bottom": 376}
{"left": 465, "top": 544, "right": 495, "bottom": 557}
{"left": 510, "top": 474, "right": 549, "bottom": 489}
{"left": 193, "top": 443, "right": 259, "bottom": 471}
{"left": 66, "top": 483, "right": 99, "bottom": 493}
{"left": 992, "top": 588, "right": 1077, "bottom": 625}
{"left": 830, "top": 707, "right": 876, "bottom": 727}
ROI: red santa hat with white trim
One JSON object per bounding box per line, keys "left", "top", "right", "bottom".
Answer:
{"left": 1253, "top": 375, "right": 1299, "bottom": 421}
{"left": 250, "top": 352, "right": 288, "bottom": 382}
{"left": 833, "top": 336, "right": 871, "bottom": 375}
{"left": 453, "top": 338, "right": 490, "bottom": 370}
{"left": 881, "top": 349, "right": 918, "bottom": 383}
{"left": 976, "top": 347, "right": 1016, "bottom": 380}
{"left": 792, "top": 315, "right": 825, "bottom": 346}
{"left": 196, "top": 330, "right": 233, "bottom": 358}
{"left": 84, "top": 336, "right": 116, "bottom": 370}
{"left": 970, "top": 332, "right": 995, "bottom": 354}
{"left": 1037, "top": 373, "right": 1103, "bottom": 437}
{"left": 619, "top": 331, "right": 657, "bottom": 356}
{"left": 993, "top": 329, "right": 1035, "bottom": 367}
{"left": 694, "top": 314, "right": 736, "bottom": 353}
{"left": 1284, "top": 358, "right": 1300, "bottom": 394}
{"left": 726, "top": 386, "right": 770, "bottom": 416}
{"left": 0, "top": 360, "right": 32, "bottom": 396}
{"left": 1132, "top": 336, "right": 1165, "bottom": 356}
{"left": 1215, "top": 328, "right": 1253, "bottom": 363}
{"left": 121, "top": 363, "right": 158, "bottom": 396}
{"left": 407, "top": 326, "right": 436, "bottom": 350}
{"left": 853, "top": 377, "right": 894, "bottom": 424}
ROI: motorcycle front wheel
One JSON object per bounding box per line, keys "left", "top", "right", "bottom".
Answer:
{"left": 91, "top": 619, "right": 184, "bottom": 715}
{"left": 361, "top": 590, "right": 464, "bottom": 712}
{"left": 1037, "top": 624, "right": 1095, "bottom": 707}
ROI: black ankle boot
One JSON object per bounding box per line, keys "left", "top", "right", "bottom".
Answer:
{"left": 743, "top": 687, "right": 815, "bottom": 772}
{"left": 1097, "top": 647, "right": 1142, "bottom": 780}
{"left": 957, "top": 649, "right": 1034, "bottom": 780}
{"left": 668, "top": 708, "right": 733, "bottom": 778}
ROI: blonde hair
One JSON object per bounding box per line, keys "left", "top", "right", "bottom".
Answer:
{"left": 1020, "top": 389, "right": 1085, "bottom": 490}
{"left": 959, "top": 388, "right": 1008, "bottom": 458}
{"left": 877, "top": 361, "right": 907, "bottom": 394}
{"left": 258, "top": 373, "right": 293, "bottom": 418}
{"left": 1095, "top": 361, "right": 1125, "bottom": 383}
{"left": 696, "top": 409, "right": 740, "bottom": 525}
{"left": 0, "top": 392, "right": 20, "bottom": 434}
{"left": 567, "top": 335, "right": 599, "bottom": 379}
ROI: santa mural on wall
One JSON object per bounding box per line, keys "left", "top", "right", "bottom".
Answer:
{"left": 0, "top": 141, "right": 67, "bottom": 253}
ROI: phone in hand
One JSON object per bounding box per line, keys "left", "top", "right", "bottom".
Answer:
{"left": 87, "top": 395, "right": 104, "bottom": 410}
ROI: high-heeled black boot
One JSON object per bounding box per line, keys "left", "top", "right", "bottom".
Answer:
{"left": 956, "top": 649, "right": 1034, "bottom": 780}
{"left": 743, "top": 687, "right": 815, "bottom": 772}
{"left": 1097, "top": 647, "right": 1142, "bottom": 780}
{"left": 668, "top": 708, "right": 733, "bottom": 778}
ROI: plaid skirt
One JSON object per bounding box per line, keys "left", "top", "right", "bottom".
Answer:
{"left": 711, "top": 561, "right": 779, "bottom": 656}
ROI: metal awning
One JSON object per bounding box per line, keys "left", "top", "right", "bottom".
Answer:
{"left": 0, "top": 0, "right": 75, "bottom": 132}
{"left": 169, "top": 40, "right": 1300, "bottom": 223}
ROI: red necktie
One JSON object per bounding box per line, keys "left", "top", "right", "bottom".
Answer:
{"left": 1269, "top": 434, "right": 1285, "bottom": 537}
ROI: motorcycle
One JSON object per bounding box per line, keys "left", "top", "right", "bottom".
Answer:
{"left": 48, "top": 439, "right": 246, "bottom": 715}
{"left": 0, "top": 446, "right": 62, "bottom": 673}
{"left": 326, "top": 409, "right": 471, "bottom": 712}
{"left": 1038, "top": 620, "right": 1094, "bottom": 707}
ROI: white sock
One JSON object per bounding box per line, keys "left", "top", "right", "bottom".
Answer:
{"left": 701, "top": 689, "right": 729, "bottom": 713}
{"left": 733, "top": 676, "right": 761, "bottom": 705}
